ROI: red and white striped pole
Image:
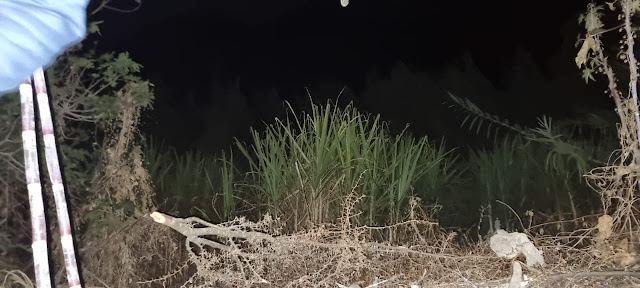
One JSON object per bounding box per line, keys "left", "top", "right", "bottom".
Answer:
{"left": 19, "top": 78, "right": 52, "bottom": 288}
{"left": 19, "top": 68, "right": 83, "bottom": 288}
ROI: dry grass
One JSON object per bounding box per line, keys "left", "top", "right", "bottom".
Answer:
{"left": 137, "top": 191, "right": 638, "bottom": 288}
{"left": 79, "top": 216, "right": 189, "bottom": 288}
{"left": 0, "top": 270, "right": 34, "bottom": 288}
{"left": 4, "top": 212, "right": 640, "bottom": 288}
{"left": 87, "top": 88, "right": 155, "bottom": 220}
{"left": 70, "top": 88, "right": 176, "bottom": 287}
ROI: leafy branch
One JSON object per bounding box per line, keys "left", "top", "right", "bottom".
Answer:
{"left": 448, "top": 93, "right": 597, "bottom": 175}
{"left": 447, "top": 92, "right": 526, "bottom": 139}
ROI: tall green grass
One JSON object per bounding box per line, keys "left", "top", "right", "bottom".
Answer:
{"left": 143, "top": 138, "right": 237, "bottom": 221}
{"left": 463, "top": 134, "right": 606, "bottom": 233}
{"left": 143, "top": 98, "right": 616, "bottom": 236}
{"left": 466, "top": 136, "right": 529, "bottom": 231}
{"left": 236, "top": 100, "right": 458, "bottom": 229}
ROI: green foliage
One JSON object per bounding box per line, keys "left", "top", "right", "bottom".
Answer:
{"left": 219, "top": 150, "right": 236, "bottom": 221}
{"left": 88, "top": 21, "right": 104, "bottom": 35}
{"left": 448, "top": 92, "right": 616, "bottom": 230}
{"left": 449, "top": 92, "right": 608, "bottom": 176}
{"left": 382, "top": 133, "right": 455, "bottom": 224}
{"left": 236, "top": 100, "right": 457, "bottom": 227}
{"left": 458, "top": 133, "right": 606, "bottom": 232}
{"left": 141, "top": 90, "right": 616, "bottom": 236}
{"left": 143, "top": 138, "right": 237, "bottom": 221}
{"left": 467, "top": 136, "right": 528, "bottom": 229}
{"left": 448, "top": 92, "right": 526, "bottom": 139}
{"left": 43, "top": 45, "right": 154, "bottom": 197}
{"left": 527, "top": 117, "right": 589, "bottom": 175}
{"left": 146, "top": 90, "right": 614, "bottom": 234}
{"left": 236, "top": 120, "right": 291, "bottom": 214}
{"left": 50, "top": 50, "right": 153, "bottom": 124}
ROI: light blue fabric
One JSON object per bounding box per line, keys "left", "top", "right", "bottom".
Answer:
{"left": 0, "top": 0, "right": 89, "bottom": 96}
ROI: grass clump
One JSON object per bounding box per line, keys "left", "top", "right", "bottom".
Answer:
{"left": 144, "top": 100, "right": 457, "bottom": 232}
{"left": 234, "top": 100, "right": 457, "bottom": 231}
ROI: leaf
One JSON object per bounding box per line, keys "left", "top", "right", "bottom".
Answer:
{"left": 68, "top": 56, "right": 94, "bottom": 69}
{"left": 88, "top": 21, "right": 103, "bottom": 35}
{"left": 476, "top": 119, "right": 484, "bottom": 134}
{"left": 447, "top": 92, "right": 527, "bottom": 137}
{"left": 576, "top": 36, "right": 595, "bottom": 68}
{"left": 582, "top": 67, "right": 596, "bottom": 83}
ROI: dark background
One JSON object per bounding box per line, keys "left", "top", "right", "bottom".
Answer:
{"left": 89, "top": 0, "right": 609, "bottom": 152}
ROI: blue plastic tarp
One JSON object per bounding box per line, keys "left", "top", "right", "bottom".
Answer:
{"left": 0, "top": 0, "right": 89, "bottom": 96}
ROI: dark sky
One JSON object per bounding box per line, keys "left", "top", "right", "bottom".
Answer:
{"left": 89, "top": 0, "right": 603, "bottom": 151}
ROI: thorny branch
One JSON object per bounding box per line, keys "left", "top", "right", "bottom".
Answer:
{"left": 621, "top": 0, "right": 640, "bottom": 166}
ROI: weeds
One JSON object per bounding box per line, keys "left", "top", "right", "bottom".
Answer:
{"left": 576, "top": 0, "right": 640, "bottom": 242}
{"left": 143, "top": 138, "right": 239, "bottom": 221}
{"left": 233, "top": 100, "right": 457, "bottom": 231}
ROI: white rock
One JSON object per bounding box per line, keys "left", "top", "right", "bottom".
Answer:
{"left": 489, "top": 229, "right": 545, "bottom": 267}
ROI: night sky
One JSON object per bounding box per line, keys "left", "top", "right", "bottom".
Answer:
{"left": 89, "top": 0, "right": 607, "bottom": 152}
